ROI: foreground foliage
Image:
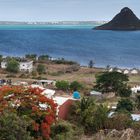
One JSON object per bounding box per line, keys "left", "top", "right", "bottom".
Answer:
{"left": 0, "top": 86, "right": 57, "bottom": 140}
{"left": 0, "top": 110, "right": 32, "bottom": 140}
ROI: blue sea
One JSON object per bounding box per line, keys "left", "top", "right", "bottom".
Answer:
{"left": 0, "top": 24, "right": 140, "bottom": 68}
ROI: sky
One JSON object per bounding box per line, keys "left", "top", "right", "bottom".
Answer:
{"left": 0, "top": 0, "right": 140, "bottom": 21}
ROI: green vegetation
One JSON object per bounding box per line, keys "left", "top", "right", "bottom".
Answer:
{"left": 38, "top": 55, "right": 49, "bottom": 62}
{"left": 25, "top": 54, "right": 37, "bottom": 61}
{"left": 118, "top": 86, "right": 132, "bottom": 97}
{"left": 88, "top": 60, "right": 94, "bottom": 68}
{"left": 68, "top": 97, "right": 109, "bottom": 133}
{"left": 107, "top": 112, "right": 132, "bottom": 130}
{"left": 51, "top": 121, "right": 78, "bottom": 140}
{"left": 37, "top": 64, "right": 46, "bottom": 75}
{"left": 53, "top": 58, "right": 77, "bottom": 65}
{"left": 6, "top": 59, "right": 19, "bottom": 73}
{"left": 95, "top": 71, "right": 129, "bottom": 95}
{"left": 116, "top": 98, "right": 134, "bottom": 112}
{"left": 70, "top": 81, "right": 83, "bottom": 91}
{"left": 0, "top": 110, "right": 32, "bottom": 140}
{"left": 56, "top": 80, "right": 69, "bottom": 91}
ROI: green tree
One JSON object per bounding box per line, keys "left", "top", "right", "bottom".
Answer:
{"left": 136, "top": 95, "right": 140, "bottom": 110}
{"left": 6, "top": 59, "right": 19, "bottom": 73}
{"left": 68, "top": 97, "right": 109, "bottom": 133}
{"left": 88, "top": 60, "right": 94, "bottom": 68}
{"left": 38, "top": 55, "right": 49, "bottom": 62}
{"left": 25, "top": 54, "right": 37, "bottom": 61}
{"left": 0, "top": 55, "right": 2, "bottom": 63}
{"left": 0, "top": 110, "right": 32, "bottom": 140}
{"left": 70, "top": 81, "right": 82, "bottom": 91}
{"left": 118, "top": 86, "right": 132, "bottom": 97}
{"left": 116, "top": 98, "right": 134, "bottom": 112}
{"left": 37, "top": 64, "right": 46, "bottom": 75}
{"left": 56, "top": 80, "right": 69, "bottom": 91}
{"left": 95, "top": 71, "right": 129, "bottom": 94}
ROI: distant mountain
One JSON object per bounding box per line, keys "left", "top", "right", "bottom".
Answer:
{"left": 94, "top": 7, "right": 140, "bottom": 30}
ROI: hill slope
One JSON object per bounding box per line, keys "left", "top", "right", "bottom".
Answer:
{"left": 95, "top": 7, "right": 140, "bottom": 30}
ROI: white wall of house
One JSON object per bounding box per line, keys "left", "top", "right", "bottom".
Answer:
{"left": 1, "top": 61, "right": 7, "bottom": 69}
{"left": 19, "top": 61, "right": 33, "bottom": 72}
{"left": 131, "top": 69, "right": 138, "bottom": 74}
{"left": 123, "top": 69, "right": 129, "bottom": 74}
{"left": 1, "top": 61, "right": 33, "bottom": 72}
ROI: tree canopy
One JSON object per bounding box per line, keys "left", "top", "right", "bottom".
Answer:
{"left": 37, "top": 64, "right": 46, "bottom": 75}
{"left": 116, "top": 98, "right": 134, "bottom": 112}
{"left": 95, "top": 71, "right": 129, "bottom": 94}
{"left": 0, "top": 86, "right": 57, "bottom": 140}
{"left": 6, "top": 59, "right": 19, "bottom": 73}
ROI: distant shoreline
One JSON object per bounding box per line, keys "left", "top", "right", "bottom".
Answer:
{"left": 0, "top": 21, "right": 106, "bottom": 25}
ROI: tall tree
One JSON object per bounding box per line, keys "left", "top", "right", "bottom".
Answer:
{"left": 6, "top": 59, "right": 19, "bottom": 73}
{"left": 95, "top": 71, "right": 129, "bottom": 94}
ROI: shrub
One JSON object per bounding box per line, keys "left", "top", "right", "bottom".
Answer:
{"left": 118, "top": 86, "right": 132, "bottom": 97}
{"left": 0, "top": 110, "right": 32, "bottom": 140}
{"left": 56, "top": 80, "right": 69, "bottom": 91}
{"left": 52, "top": 59, "right": 77, "bottom": 65}
{"left": 50, "top": 121, "right": 82, "bottom": 140}
{"left": 107, "top": 112, "right": 132, "bottom": 130}
{"left": 70, "top": 81, "right": 83, "bottom": 91}
{"left": 38, "top": 55, "right": 49, "bottom": 62}
{"left": 136, "top": 95, "right": 140, "bottom": 110}
{"left": 25, "top": 54, "right": 37, "bottom": 61}
{"left": 6, "top": 74, "right": 17, "bottom": 78}
{"left": 68, "top": 97, "right": 109, "bottom": 133}
{"left": 116, "top": 98, "right": 134, "bottom": 112}
{"left": 6, "top": 59, "right": 19, "bottom": 73}
{"left": 37, "top": 64, "right": 46, "bottom": 75}
{"left": 31, "top": 70, "right": 38, "bottom": 77}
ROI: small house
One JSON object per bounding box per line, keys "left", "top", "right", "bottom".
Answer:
{"left": 117, "top": 69, "right": 122, "bottom": 73}
{"left": 1, "top": 61, "right": 7, "bottom": 69}
{"left": 109, "top": 68, "right": 113, "bottom": 72}
{"left": 1, "top": 60, "right": 33, "bottom": 73}
{"left": 19, "top": 60, "right": 33, "bottom": 73}
{"left": 130, "top": 69, "right": 139, "bottom": 75}
{"left": 123, "top": 69, "right": 129, "bottom": 74}
{"left": 54, "top": 96, "right": 74, "bottom": 120}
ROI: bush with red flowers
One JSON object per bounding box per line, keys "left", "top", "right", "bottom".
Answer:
{"left": 0, "top": 86, "right": 57, "bottom": 140}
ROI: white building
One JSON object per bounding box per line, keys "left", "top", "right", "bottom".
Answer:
{"left": 19, "top": 61, "right": 33, "bottom": 72}
{"left": 117, "top": 69, "right": 122, "bottom": 73}
{"left": 1, "top": 60, "right": 33, "bottom": 73}
{"left": 1, "top": 61, "right": 7, "bottom": 69}
{"left": 131, "top": 86, "right": 140, "bottom": 93}
{"left": 123, "top": 69, "right": 129, "bottom": 74}
{"left": 130, "top": 69, "right": 139, "bottom": 75}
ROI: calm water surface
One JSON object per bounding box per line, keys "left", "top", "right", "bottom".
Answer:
{"left": 0, "top": 24, "right": 140, "bottom": 68}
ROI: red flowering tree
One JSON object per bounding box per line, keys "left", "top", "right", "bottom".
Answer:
{"left": 0, "top": 86, "right": 57, "bottom": 140}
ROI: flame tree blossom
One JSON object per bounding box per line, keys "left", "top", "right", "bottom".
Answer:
{"left": 0, "top": 86, "right": 57, "bottom": 140}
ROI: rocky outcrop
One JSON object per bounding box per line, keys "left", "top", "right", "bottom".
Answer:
{"left": 95, "top": 7, "right": 140, "bottom": 30}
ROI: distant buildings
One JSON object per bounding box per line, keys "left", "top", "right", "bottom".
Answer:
{"left": 108, "top": 67, "right": 139, "bottom": 75}
{"left": 1, "top": 60, "right": 33, "bottom": 73}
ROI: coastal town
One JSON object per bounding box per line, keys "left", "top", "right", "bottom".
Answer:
{"left": 0, "top": 1, "right": 140, "bottom": 138}
{"left": 1, "top": 54, "right": 140, "bottom": 139}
